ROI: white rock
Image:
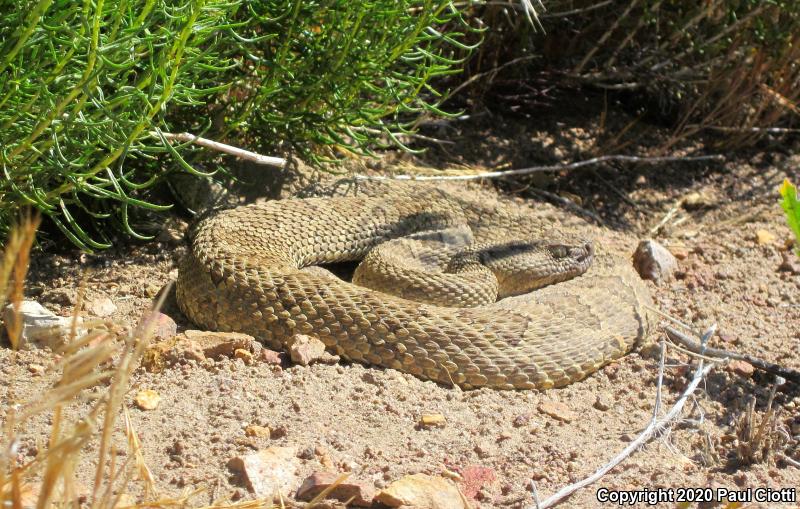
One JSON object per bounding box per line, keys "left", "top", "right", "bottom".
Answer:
{"left": 227, "top": 446, "right": 299, "bottom": 499}
{"left": 3, "top": 301, "right": 83, "bottom": 349}
{"left": 88, "top": 296, "right": 117, "bottom": 317}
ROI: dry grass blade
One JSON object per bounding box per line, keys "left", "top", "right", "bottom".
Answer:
{"left": 0, "top": 212, "right": 40, "bottom": 349}
{"left": 92, "top": 320, "right": 160, "bottom": 505}
{"left": 198, "top": 497, "right": 277, "bottom": 509}
{"left": 68, "top": 271, "right": 89, "bottom": 344}
{"left": 735, "top": 378, "right": 786, "bottom": 466}
{"left": 124, "top": 408, "right": 158, "bottom": 499}
{"left": 18, "top": 370, "right": 113, "bottom": 423}
{"left": 667, "top": 29, "right": 800, "bottom": 150}
{"left": 305, "top": 472, "right": 350, "bottom": 508}
{"left": 0, "top": 218, "right": 178, "bottom": 509}
{"left": 56, "top": 329, "right": 113, "bottom": 357}
{"left": 37, "top": 407, "right": 93, "bottom": 509}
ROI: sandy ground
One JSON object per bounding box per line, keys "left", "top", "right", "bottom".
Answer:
{"left": 2, "top": 106, "right": 799, "bottom": 508}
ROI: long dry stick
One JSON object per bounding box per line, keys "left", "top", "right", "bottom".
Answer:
{"left": 530, "top": 327, "right": 719, "bottom": 509}
{"left": 152, "top": 131, "right": 286, "bottom": 167}
{"left": 540, "top": 0, "right": 613, "bottom": 19}
{"left": 685, "top": 125, "right": 800, "bottom": 134}
{"left": 665, "top": 327, "right": 800, "bottom": 384}
{"left": 355, "top": 154, "right": 723, "bottom": 182}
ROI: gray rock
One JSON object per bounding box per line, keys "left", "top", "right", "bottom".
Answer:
{"left": 633, "top": 239, "right": 678, "bottom": 285}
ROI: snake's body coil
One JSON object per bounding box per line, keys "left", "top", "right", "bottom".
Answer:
{"left": 177, "top": 186, "right": 653, "bottom": 389}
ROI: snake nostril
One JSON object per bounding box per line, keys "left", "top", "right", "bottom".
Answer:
{"left": 574, "top": 242, "right": 594, "bottom": 263}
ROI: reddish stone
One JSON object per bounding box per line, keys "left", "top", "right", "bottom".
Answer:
{"left": 459, "top": 465, "right": 497, "bottom": 501}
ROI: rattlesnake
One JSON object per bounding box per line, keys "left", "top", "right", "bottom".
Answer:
{"left": 176, "top": 183, "right": 653, "bottom": 389}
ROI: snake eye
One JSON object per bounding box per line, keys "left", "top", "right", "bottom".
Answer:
{"left": 550, "top": 245, "right": 568, "bottom": 258}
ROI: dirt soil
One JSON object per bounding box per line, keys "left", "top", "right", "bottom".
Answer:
{"left": 2, "top": 103, "right": 800, "bottom": 508}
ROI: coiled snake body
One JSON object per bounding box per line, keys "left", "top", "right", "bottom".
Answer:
{"left": 177, "top": 185, "right": 653, "bottom": 389}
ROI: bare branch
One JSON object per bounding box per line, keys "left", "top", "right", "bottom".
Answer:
{"left": 780, "top": 453, "right": 800, "bottom": 469}
{"left": 355, "top": 154, "right": 723, "bottom": 182}
{"left": 685, "top": 125, "right": 800, "bottom": 134}
{"left": 665, "top": 326, "right": 800, "bottom": 384}
{"left": 152, "top": 131, "right": 285, "bottom": 168}
{"left": 540, "top": 0, "right": 613, "bottom": 19}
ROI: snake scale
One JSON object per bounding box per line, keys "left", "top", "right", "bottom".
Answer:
{"left": 176, "top": 184, "right": 653, "bottom": 390}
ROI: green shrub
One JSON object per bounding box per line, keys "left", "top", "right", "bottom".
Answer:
{"left": 216, "top": 1, "right": 477, "bottom": 160}
{"left": 780, "top": 179, "right": 800, "bottom": 256}
{"left": 1, "top": 0, "right": 232, "bottom": 249}
{"left": 0, "top": 0, "right": 474, "bottom": 249}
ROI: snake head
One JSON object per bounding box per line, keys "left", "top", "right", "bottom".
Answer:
{"left": 529, "top": 238, "right": 594, "bottom": 286}
{"left": 487, "top": 238, "right": 595, "bottom": 297}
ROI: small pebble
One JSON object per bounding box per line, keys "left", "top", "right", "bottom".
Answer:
{"left": 289, "top": 334, "right": 329, "bottom": 366}
{"left": 418, "top": 413, "right": 446, "bottom": 428}
{"left": 727, "top": 360, "right": 755, "bottom": 378}
{"left": 88, "top": 296, "right": 117, "bottom": 317}
{"left": 376, "top": 473, "right": 467, "bottom": 509}
{"left": 28, "top": 364, "right": 45, "bottom": 376}
{"left": 296, "top": 471, "right": 375, "bottom": 507}
{"left": 755, "top": 229, "right": 776, "bottom": 245}
{"left": 260, "top": 349, "right": 282, "bottom": 365}
{"left": 538, "top": 401, "right": 576, "bottom": 423}
{"left": 594, "top": 392, "right": 613, "bottom": 411}
{"left": 512, "top": 414, "right": 531, "bottom": 427}
{"left": 151, "top": 313, "right": 177, "bottom": 340}
{"left": 244, "top": 425, "right": 270, "bottom": 438}
{"left": 227, "top": 447, "right": 299, "bottom": 498}
{"left": 135, "top": 389, "right": 161, "bottom": 410}
{"left": 234, "top": 349, "right": 254, "bottom": 364}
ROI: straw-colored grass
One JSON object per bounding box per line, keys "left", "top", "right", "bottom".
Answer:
{"left": 0, "top": 216, "right": 288, "bottom": 509}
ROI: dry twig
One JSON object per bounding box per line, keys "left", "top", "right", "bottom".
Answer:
{"left": 355, "top": 153, "right": 723, "bottom": 182}
{"left": 665, "top": 327, "right": 800, "bottom": 384}
{"left": 780, "top": 453, "right": 800, "bottom": 469}
{"left": 529, "top": 326, "right": 719, "bottom": 508}
{"left": 152, "top": 131, "right": 286, "bottom": 167}
{"left": 685, "top": 125, "right": 800, "bottom": 134}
